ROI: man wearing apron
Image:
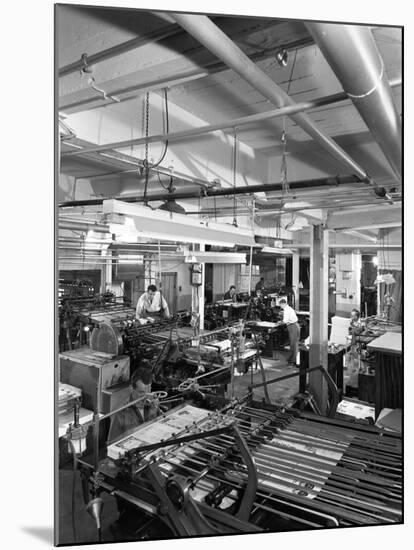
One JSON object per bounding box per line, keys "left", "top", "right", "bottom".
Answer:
{"left": 279, "top": 298, "right": 300, "bottom": 367}
{"left": 135, "top": 284, "right": 170, "bottom": 321}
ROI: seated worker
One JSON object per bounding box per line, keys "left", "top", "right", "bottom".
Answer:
{"left": 136, "top": 284, "right": 170, "bottom": 320}
{"left": 255, "top": 277, "right": 265, "bottom": 292}
{"left": 223, "top": 285, "right": 237, "bottom": 302}
{"left": 349, "top": 308, "right": 363, "bottom": 344}
{"left": 107, "top": 363, "right": 161, "bottom": 442}
{"left": 279, "top": 298, "right": 300, "bottom": 367}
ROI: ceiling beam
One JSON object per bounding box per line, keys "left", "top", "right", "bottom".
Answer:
{"left": 342, "top": 230, "right": 378, "bottom": 243}
{"left": 327, "top": 206, "right": 401, "bottom": 230}
{"left": 337, "top": 222, "right": 401, "bottom": 232}
{"left": 59, "top": 23, "right": 181, "bottom": 77}
{"left": 170, "top": 13, "right": 380, "bottom": 189}
{"left": 292, "top": 243, "right": 400, "bottom": 249}
{"left": 60, "top": 37, "right": 315, "bottom": 113}
{"left": 61, "top": 76, "right": 401, "bottom": 160}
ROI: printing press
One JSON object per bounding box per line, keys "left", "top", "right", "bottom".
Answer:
{"left": 58, "top": 279, "right": 136, "bottom": 352}
{"left": 73, "top": 394, "right": 402, "bottom": 541}
{"left": 59, "top": 298, "right": 262, "bottom": 423}
{"left": 59, "top": 288, "right": 402, "bottom": 541}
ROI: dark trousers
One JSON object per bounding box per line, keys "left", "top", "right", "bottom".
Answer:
{"left": 287, "top": 322, "right": 300, "bottom": 363}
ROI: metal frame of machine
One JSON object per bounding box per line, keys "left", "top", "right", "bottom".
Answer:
{"left": 70, "top": 396, "right": 401, "bottom": 542}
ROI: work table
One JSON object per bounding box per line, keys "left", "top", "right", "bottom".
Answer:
{"left": 367, "top": 331, "right": 402, "bottom": 356}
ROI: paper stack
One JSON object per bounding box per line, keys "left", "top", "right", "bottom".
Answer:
{"left": 330, "top": 316, "right": 351, "bottom": 346}
{"left": 107, "top": 404, "right": 210, "bottom": 460}
{"left": 336, "top": 399, "right": 375, "bottom": 421}
{"left": 59, "top": 383, "right": 82, "bottom": 415}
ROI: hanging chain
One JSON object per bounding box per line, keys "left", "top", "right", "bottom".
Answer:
{"left": 143, "top": 92, "right": 150, "bottom": 204}
{"left": 232, "top": 129, "right": 238, "bottom": 227}
{"left": 280, "top": 49, "right": 298, "bottom": 198}
{"left": 281, "top": 130, "right": 289, "bottom": 195}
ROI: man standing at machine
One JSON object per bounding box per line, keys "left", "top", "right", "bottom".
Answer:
{"left": 255, "top": 277, "right": 265, "bottom": 292}
{"left": 279, "top": 298, "right": 300, "bottom": 367}
{"left": 136, "top": 284, "right": 170, "bottom": 320}
{"left": 223, "top": 285, "right": 237, "bottom": 302}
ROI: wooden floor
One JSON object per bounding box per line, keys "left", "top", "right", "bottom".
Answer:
{"left": 57, "top": 350, "right": 299, "bottom": 545}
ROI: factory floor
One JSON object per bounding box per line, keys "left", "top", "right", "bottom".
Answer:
{"left": 57, "top": 350, "right": 299, "bottom": 545}
{"left": 231, "top": 349, "right": 301, "bottom": 405}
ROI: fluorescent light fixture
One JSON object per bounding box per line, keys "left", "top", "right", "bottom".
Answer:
{"left": 184, "top": 252, "right": 246, "bottom": 264}
{"left": 261, "top": 246, "right": 293, "bottom": 255}
{"left": 118, "top": 254, "right": 144, "bottom": 264}
{"left": 103, "top": 200, "right": 255, "bottom": 247}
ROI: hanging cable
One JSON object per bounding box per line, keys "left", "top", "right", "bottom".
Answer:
{"left": 232, "top": 129, "right": 238, "bottom": 227}
{"left": 80, "top": 54, "right": 120, "bottom": 104}
{"left": 157, "top": 240, "right": 162, "bottom": 290}
{"left": 151, "top": 88, "right": 170, "bottom": 168}
{"left": 143, "top": 89, "right": 170, "bottom": 205}
{"left": 156, "top": 171, "right": 170, "bottom": 191}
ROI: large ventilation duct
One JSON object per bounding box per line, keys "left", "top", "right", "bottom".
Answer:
{"left": 169, "top": 13, "right": 372, "bottom": 183}
{"left": 306, "top": 22, "right": 401, "bottom": 181}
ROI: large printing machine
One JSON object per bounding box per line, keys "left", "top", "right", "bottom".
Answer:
{"left": 60, "top": 306, "right": 402, "bottom": 542}
{"left": 58, "top": 286, "right": 310, "bottom": 445}
{"left": 62, "top": 389, "right": 402, "bottom": 542}
{"left": 59, "top": 288, "right": 402, "bottom": 543}
{"left": 207, "top": 289, "right": 309, "bottom": 356}
{"left": 58, "top": 278, "right": 136, "bottom": 352}
{"left": 58, "top": 303, "right": 262, "bottom": 443}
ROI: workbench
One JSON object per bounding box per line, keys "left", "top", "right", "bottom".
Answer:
{"left": 367, "top": 332, "right": 402, "bottom": 417}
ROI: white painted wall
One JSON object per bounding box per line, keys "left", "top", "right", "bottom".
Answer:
{"left": 335, "top": 252, "right": 361, "bottom": 315}
{"left": 160, "top": 258, "right": 192, "bottom": 311}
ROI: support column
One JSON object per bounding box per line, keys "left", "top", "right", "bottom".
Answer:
{"left": 199, "top": 264, "right": 205, "bottom": 331}
{"left": 199, "top": 244, "right": 205, "bottom": 331}
{"left": 309, "top": 224, "right": 329, "bottom": 413}
{"left": 292, "top": 251, "right": 300, "bottom": 310}
{"left": 102, "top": 250, "right": 112, "bottom": 293}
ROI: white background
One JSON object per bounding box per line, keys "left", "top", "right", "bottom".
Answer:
{"left": 0, "top": 0, "right": 411, "bottom": 548}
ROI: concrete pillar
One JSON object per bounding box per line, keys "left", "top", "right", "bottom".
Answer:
{"left": 199, "top": 264, "right": 205, "bottom": 331}
{"left": 102, "top": 250, "right": 112, "bottom": 292}
{"left": 199, "top": 244, "right": 205, "bottom": 331}
{"left": 309, "top": 224, "right": 329, "bottom": 413}
{"left": 292, "top": 251, "right": 300, "bottom": 310}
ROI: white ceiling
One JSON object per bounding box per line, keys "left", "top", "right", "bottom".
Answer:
{"left": 57, "top": 6, "right": 402, "bottom": 243}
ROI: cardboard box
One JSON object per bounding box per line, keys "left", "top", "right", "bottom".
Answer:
{"left": 101, "top": 382, "right": 131, "bottom": 415}
{"left": 59, "top": 347, "right": 130, "bottom": 412}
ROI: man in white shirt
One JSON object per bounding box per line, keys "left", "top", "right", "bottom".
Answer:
{"left": 136, "top": 284, "right": 170, "bottom": 320}
{"left": 279, "top": 298, "right": 300, "bottom": 367}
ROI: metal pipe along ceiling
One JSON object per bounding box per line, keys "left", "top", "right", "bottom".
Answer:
{"left": 60, "top": 77, "right": 401, "bottom": 159}
{"left": 58, "top": 23, "right": 181, "bottom": 77}
{"left": 170, "top": 13, "right": 370, "bottom": 182}
{"left": 306, "top": 22, "right": 402, "bottom": 180}
{"left": 59, "top": 174, "right": 362, "bottom": 208}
